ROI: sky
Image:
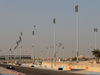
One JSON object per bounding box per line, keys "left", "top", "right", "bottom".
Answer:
{"left": 0, "top": 0, "right": 100, "bottom": 58}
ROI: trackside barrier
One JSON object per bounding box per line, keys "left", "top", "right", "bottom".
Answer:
{"left": 58, "top": 66, "right": 64, "bottom": 70}
{"left": 86, "top": 67, "right": 88, "bottom": 70}
{"left": 69, "top": 67, "right": 71, "bottom": 70}
{"left": 51, "top": 66, "right": 53, "bottom": 69}
{"left": 24, "top": 64, "right": 26, "bottom": 66}
{"left": 23, "top": 64, "right": 26, "bottom": 66}
{"left": 67, "top": 64, "right": 71, "bottom": 70}
{"left": 22, "top": 64, "right": 24, "bottom": 66}
{"left": 36, "top": 64, "right": 38, "bottom": 67}
{"left": 31, "top": 64, "right": 34, "bottom": 67}
{"left": 22, "top": 64, "right": 73, "bottom": 71}
{"left": 68, "top": 64, "right": 70, "bottom": 66}
{"left": 26, "top": 64, "right": 28, "bottom": 66}
{"left": 44, "top": 65, "right": 47, "bottom": 68}
{"left": 39, "top": 65, "right": 42, "bottom": 67}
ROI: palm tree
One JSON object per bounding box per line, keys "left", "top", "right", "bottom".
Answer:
{"left": 92, "top": 49, "right": 100, "bottom": 63}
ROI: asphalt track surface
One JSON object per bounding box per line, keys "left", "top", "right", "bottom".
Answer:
{"left": 0, "top": 64, "right": 84, "bottom": 75}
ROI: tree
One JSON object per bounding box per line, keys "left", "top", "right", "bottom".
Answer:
{"left": 72, "top": 57, "right": 77, "bottom": 61}
{"left": 92, "top": 49, "right": 100, "bottom": 63}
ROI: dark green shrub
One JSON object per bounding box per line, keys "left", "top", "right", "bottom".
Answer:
{"left": 72, "top": 57, "right": 77, "bottom": 61}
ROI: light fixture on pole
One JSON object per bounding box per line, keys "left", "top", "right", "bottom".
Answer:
{"left": 94, "top": 28, "right": 98, "bottom": 49}
{"left": 75, "top": 5, "right": 79, "bottom": 63}
{"left": 20, "top": 32, "right": 22, "bottom": 65}
{"left": 10, "top": 49, "right": 12, "bottom": 59}
{"left": 53, "top": 18, "right": 56, "bottom": 66}
{"left": 32, "top": 25, "right": 36, "bottom": 65}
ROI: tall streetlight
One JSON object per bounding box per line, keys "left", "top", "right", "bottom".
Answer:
{"left": 94, "top": 28, "right": 98, "bottom": 49}
{"left": 9, "top": 49, "right": 12, "bottom": 59}
{"left": 75, "top": 5, "right": 79, "bottom": 63}
{"left": 32, "top": 25, "right": 36, "bottom": 64}
{"left": 53, "top": 18, "right": 56, "bottom": 66}
{"left": 19, "top": 32, "right": 22, "bottom": 64}
{"left": 14, "top": 32, "right": 22, "bottom": 65}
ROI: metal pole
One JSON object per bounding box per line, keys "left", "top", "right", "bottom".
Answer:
{"left": 95, "top": 32, "right": 96, "bottom": 49}
{"left": 50, "top": 48, "right": 52, "bottom": 66}
{"left": 33, "top": 25, "right": 36, "bottom": 64}
{"left": 77, "top": 12, "right": 79, "bottom": 63}
{"left": 94, "top": 28, "right": 98, "bottom": 49}
{"left": 75, "top": 5, "right": 79, "bottom": 63}
{"left": 10, "top": 49, "right": 12, "bottom": 60}
{"left": 53, "top": 18, "right": 56, "bottom": 66}
{"left": 32, "top": 45, "right": 33, "bottom": 62}
{"left": 20, "top": 41, "right": 21, "bottom": 64}
{"left": 32, "top": 31, "right": 33, "bottom": 63}
{"left": 20, "top": 32, "right": 22, "bottom": 64}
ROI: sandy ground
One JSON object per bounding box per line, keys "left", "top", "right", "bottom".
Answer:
{"left": 41, "top": 60, "right": 100, "bottom": 72}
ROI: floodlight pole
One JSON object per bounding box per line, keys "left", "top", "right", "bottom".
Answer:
{"left": 32, "top": 25, "right": 36, "bottom": 64}
{"left": 77, "top": 10, "right": 79, "bottom": 63}
{"left": 32, "top": 33, "right": 33, "bottom": 63}
{"left": 94, "top": 28, "right": 98, "bottom": 49}
{"left": 53, "top": 18, "right": 56, "bottom": 66}
{"left": 20, "top": 32, "right": 22, "bottom": 64}
{"left": 10, "top": 49, "right": 12, "bottom": 59}
{"left": 75, "top": 5, "right": 79, "bottom": 63}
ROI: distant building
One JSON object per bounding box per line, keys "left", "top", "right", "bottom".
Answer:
{"left": 0, "top": 55, "right": 31, "bottom": 60}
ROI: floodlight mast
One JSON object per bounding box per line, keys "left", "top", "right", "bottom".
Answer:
{"left": 32, "top": 25, "right": 36, "bottom": 64}
{"left": 20, "top": 32, "right": 22, "bottom": 64}
{"left": 53, "top": 18, "right": 56, "bottom": 66}
{"left": 75, "top": 5, "right": 79, "bottom": 63}
{"left": 94, "top": 28, "right": 98, "bottom": 49}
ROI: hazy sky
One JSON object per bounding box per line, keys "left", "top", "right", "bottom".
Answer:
{"left": 0, "top": 0, "right": 100, "bottom": 58}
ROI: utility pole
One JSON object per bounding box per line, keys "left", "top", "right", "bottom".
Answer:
{"left": 20, "top": 32, "right": 22, "bottom": 65}
{"left": 94, "top": 28, "right": 98, "bottom": 49}
{"left": 32, "top": 25, "right": 36, "bottom": 65}
{"left": 53, "top": 18, "right": 56, "bottom": 66}
{"left": 75, "top": 5, "right": 79, "bottom": 63}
